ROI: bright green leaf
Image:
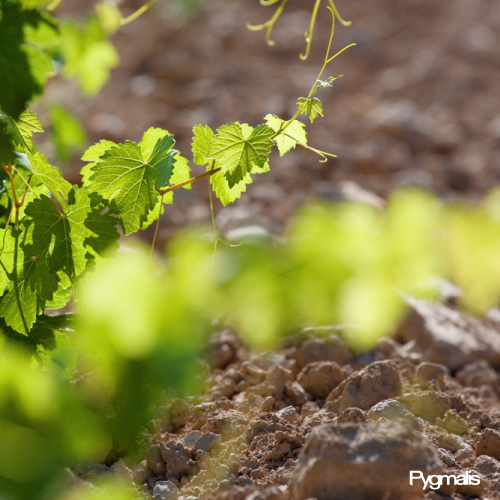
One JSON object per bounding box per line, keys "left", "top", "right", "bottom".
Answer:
{"left": 210, "top": 170, "right": 252, "bottom": 206}
{"left": 44, "top": 283, "right": 72, "bottom": 310}
{"left": 139, "top": 128, "right": 177, "bottom": 188}
{"left": 24, "top": 188, "right": 119, "bottom": 280}
{"left": 169, "top": 152, "right": 191, "bottom": 189}
{"left": 264, "top": 114, "right": 307, "bottom": 156}
{"left": 148, "top": 134, "right": 176, "bottom": 189}
{"left": 146, "top": 152, "right": 191, "bottom": 223}
{"left": 297, "top": 97, "right": 324, "bottom": 123}
{"left": 207, "top": 123, "right": 274, "bottom": 188}
{"left": 192, "top": 124, "right": 214, "bottom": 166}
{"left": 84, "top": 141, "right": 160, "bottom": 234}
{"left": 81, "top": 139, "right": 117, "bottom": 163}
{"left": 59, "top": 18, "right": 119, "bottom": 96}
{"left": 140, "top": 127, "right": 169, "bottom": 160}
{"left": 28, "top": 152, "right": 73, "bottom": 207}
{"left": 0, "top": 109, "right": 43, "bottom": 153}
{"left": 163, "top": 152, "right": 191, "bottom": 203}
{"left": 0, "top": 121, "right": 16, "bottom": 164}
{"left": 0, "top": 225, "right": 58, "bottom": 334}
{"left": 0, "top": 228, "right": 16, "bottom": 296}
{"left": 80, "top": 139, "right": 117, "bottom": 184}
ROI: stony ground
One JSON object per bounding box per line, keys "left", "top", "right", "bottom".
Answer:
{"left": 52, "top": 1, "right": 500, "bottom": 498}
{"left": 84, "top": 296, "right": 500, "bottom": 500}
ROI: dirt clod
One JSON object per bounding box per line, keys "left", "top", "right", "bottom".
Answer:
{"left": 160, "top": 442, "right": 194, "bottom": 479}
{"left": 153, "top": 480, "right": 179, "bottom": 500}
{"left": 475, "top": 428, "right": 500, "bottom": 461}
{"left": 400, "top": 391, "right": 450, "bottom": 424}
{"left": 456, "top": 359, "right": 499, "bottom": 388}
{"left": 291, "top": 421, "right": 442, "bottom": 500}
{"left": 368, "top": 398, "right": 420, "bottom": 428}
{"left": 194, "top": 432, "right": 221, "bottom": 453}
{"left": 209, "top": 330, "right": 246, "bottom": 370}
{"left": 297, "top": 361, "right": 344, "bottom": 399}
{"left": 398, "top": 297, "right": 500, "bottom": 370}
{"left": 293, "top": 335, "right": 352, "bottom": 369}
{"left": 147, "top": 445, "right": 166, "bottom": 476}
{"left": 326, "top": 360, "right": 402, "bottom": 411}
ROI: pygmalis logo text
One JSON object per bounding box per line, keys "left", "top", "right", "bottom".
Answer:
{"left": 410, "top": 470, "right": 480, "bottom": 490}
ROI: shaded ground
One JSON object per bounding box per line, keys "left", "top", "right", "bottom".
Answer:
{"left": 41, "top": 0, "right": 500, "bottom": 243}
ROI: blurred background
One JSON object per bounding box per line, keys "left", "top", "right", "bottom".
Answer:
{"left": 38, "top": 0, "right": 500, "bottom": 242}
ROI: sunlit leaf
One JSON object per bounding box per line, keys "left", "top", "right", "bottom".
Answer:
{"left": 265, "top": 114, "right": 307, "bottom": 156}
{"left": 84, "top": 141, "right": 160, "bottom": 234}
{"left": 192, "top": 124, "right": 214, "bottom": 166}
{"left": 207, "top": 123, "right": 274, "bottom": 187}
{"left": 297, "top": 97, "right": 324, "bottom": 123}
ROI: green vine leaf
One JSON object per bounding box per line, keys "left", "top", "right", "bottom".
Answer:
{"left": 140, "top": 127, "right": 167, "bottom": 159}
{"left": 164, "top": 152, "right": 191, "bottom": 201}
{"left": 297, "top": 97, "right": 324, "bottom": 123}
{"left": 144, "top": 150, "right": 192, "bottom": 226}
{"left": 0, "top": 121, "right": 17, "bottom": 164}
{"left": 24, "top": 188, "right": 119, "bottom": 280}
{"left": 0, "top": 225, "right": 58, "bottom": 335}
{"left": 207, "top": 123, "right": 274, "bottom": 188}
{"left": 139, "top": 127, "right": 179, "bottom": 188}
{"left": 209, "top": 160, "right": 270, "bottom": 207}
{"left": 210, "top": 170, "right": 253, "bottom": 207}
{"left": 28, "top": 152, "right": 73, "bottom": 207}
{"left": 44, "top": 283, "right": 72, "bottom": 311}
{"left": 0, "top": 109, "right": 43, "bottom": 153}
{"left": 81, "top": 139, "right": 117, "bottom": 163}
{"left": 0, "top": 228, "right": 16, "bottom": 297}
{"left": 192, "top": 124, "right": 214, "bottom": 166}
{"left": 59, "top": 17, "right": 119, "bottom": 96}
{"left": 0, "top": 4, "right": 56, "bottom": 119}
{"left": 264, "top": 114, "right": 307, "bottom": 156}
{"left": 169, "top": 152, "right": 191, "bottom": 188}
{"left": 148, "top": 135, "right": 177, "bottom": 189}
{"left": 80, "top": 139, "right": 117, "bottom": 184}
{"left": 83, "top": 140, "right": 161, "bottom": 234}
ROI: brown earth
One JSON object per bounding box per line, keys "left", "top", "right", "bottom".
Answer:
{"left": 85, "top": 297, "right": 500, "bottom": 500}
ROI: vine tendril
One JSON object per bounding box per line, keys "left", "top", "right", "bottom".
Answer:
{"left": 300, "top": 0, "right": 322, "bottom": 61}
{"left": 246, "top": 0, "right": 288, "bottom": 47}
{"left": 260, "top": 0, "right": 281, "bottom": 6}
{"left": 248, "top": 0, "right": 351, "bottom": 60}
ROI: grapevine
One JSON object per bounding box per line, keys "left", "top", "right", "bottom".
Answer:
{"left": 0, "top": 1, "right": 352, "bottom": 339}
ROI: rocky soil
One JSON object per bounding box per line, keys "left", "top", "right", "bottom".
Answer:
{"left": 85, "top": 297, "right": 500, "bottom": 500}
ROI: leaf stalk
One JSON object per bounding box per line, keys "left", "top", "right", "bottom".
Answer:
{"left": 158, "top": 166, "right": 222, "bottom": 195}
